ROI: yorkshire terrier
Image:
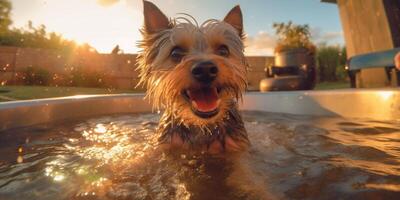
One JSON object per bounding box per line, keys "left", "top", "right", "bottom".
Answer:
{"left": 137, "top": 0, "right": 249, "bottom": 153}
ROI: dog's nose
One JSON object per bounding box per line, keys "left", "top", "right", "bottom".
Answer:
{"left": 191, "top": 61, "right": 218, "bottom": 83}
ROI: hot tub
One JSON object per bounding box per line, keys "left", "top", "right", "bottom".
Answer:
{"left": 0, "top": 90, "right": 399, "bottom": 199}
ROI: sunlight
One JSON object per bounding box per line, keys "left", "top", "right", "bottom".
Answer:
{"left": 15, "top": 0, "right": 143, "bottom": 53}
{"left": 378, "top": 91, "right": 394, "bottom": 101}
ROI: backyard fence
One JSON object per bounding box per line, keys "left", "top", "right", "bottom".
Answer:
{"left": 0, "top": 46, "right": 273, "bottom": 90}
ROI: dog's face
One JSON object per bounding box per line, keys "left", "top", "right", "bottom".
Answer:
{"left": 138, "top": 1, "right": 247, "bottom": 127}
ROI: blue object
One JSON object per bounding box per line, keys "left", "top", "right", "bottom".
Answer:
{"left": 348, "top": 48, "right": 400, "bottom": 70}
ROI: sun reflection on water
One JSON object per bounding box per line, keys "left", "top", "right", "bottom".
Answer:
{"left": 94, "top": 124, "right": 107, "bottom": 134}
{"left": 75, "top": 122, "right": 154, "bottom": 166}
{"left": 3, "top": 112, "right": 400, "bottom": 199}
{"left": 41, "top": 115, "right": 162, "bottom": 197}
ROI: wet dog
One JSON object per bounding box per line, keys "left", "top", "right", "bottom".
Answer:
{"left": 137, "top": 0, "right": 249, "bottom": 153}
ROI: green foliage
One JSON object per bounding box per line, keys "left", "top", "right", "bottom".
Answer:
{"left": 0, "top": 1, "right": 107, "bottom": 89}
{"left": 0, "top": 21, "right": 96, "bottom": 53}
{"left": 317, "top": 44, "right": 347, "bottom": 82}
{"left": 21, "top": 67, "right": 51, "bottom": 86}
{"left": 19, "top": 66, "right": 106, "bottom": 87}
{"left": 69, "top": 68, "right": 106, "bottom": 87}
{"left": 273, "top": 21, "right": 316, "bottom": 53}
{"left": 0, "top": 1, "right": 96, "bottom": 52}
{"left": 0, "top": 0, "right": 11, "bottom": 32}
{"left": 0, "top": 1, "right": 81, "bottom": 52}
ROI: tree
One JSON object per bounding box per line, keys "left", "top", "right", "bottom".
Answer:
{"left": 0, "top": 20, "right": 97, "bottom": 53}
{"left": 0, "top": 1, "right": 97, "bottom": 53}
{"left": 273, "top": 21, "right": 315, "bottom": 53}
{"left": 0, "top": 0, "right": 11, "bottom": 32}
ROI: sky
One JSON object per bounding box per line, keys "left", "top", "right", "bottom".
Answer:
{"left": 10, "top": 0, "right": 344, "bottom": 55}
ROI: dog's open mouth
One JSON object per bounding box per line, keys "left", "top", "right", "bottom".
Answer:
{"left": 183, "top": 87, "right": 221, "bottom": 118}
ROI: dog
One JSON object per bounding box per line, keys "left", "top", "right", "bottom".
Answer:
{"left": 137, "top": 0, "right": 249, "bottom": 153}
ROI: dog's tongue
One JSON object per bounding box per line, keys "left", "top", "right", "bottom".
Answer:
{"left": 188, "top": 87, "right": 219, "bottom": 112}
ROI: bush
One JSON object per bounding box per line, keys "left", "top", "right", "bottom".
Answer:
{"left": 317, "top": 45, "right": 347, "bottom": 82}
{"left": 68, "top": 68, "right": 105, "bottom": 87}
{"left": 18, "top": 67, "right": 106, "bottom": 88}
{"left": 21, "top": 66, "right": 50, "bottom": 85}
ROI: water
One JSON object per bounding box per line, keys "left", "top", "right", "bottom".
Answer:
{"left": 0, "top": 112, "right": 400, "bottom": 200}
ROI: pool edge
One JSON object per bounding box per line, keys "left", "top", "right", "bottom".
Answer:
{"left": 1, "top": 89, "right": 400, "bottom": 131}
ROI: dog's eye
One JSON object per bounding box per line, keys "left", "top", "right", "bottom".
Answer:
{"left": 216, "top": 45, "right": 230, "bottom": 57}
{"left": 170, "top": 47, "right": 185, "bottom": 62}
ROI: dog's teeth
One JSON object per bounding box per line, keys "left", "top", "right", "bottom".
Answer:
{"left": 191, "top": 100, "right": 198, "bottom": 109}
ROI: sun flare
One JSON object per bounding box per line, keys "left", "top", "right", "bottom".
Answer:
{"left": 13, "top": 0, "right": 143, "bottom": 53}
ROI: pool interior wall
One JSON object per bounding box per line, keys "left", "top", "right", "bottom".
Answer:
{"left": 1, "top": 89, "right": 400, "bottom": 131}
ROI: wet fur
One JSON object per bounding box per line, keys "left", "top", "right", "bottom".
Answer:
{"left": 157, "top": 101, "right": 249, "bottom": 151}
{"left": 137, "top": 1, "right": 249, "bottom": 152}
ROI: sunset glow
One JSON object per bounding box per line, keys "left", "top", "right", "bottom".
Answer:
{"left": 12, "top": 0, "right": 143, "bottom": 53}
{"left": 10, "top": 0, "right": 343, "bottom": 55}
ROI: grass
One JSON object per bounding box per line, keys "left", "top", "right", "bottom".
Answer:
{"left": 314, "top": 81, "right": 350, "bottom": 90}
{"left": 0, "top": 86, "right": 141, "bottom": 102}
{"left": 0, "top": 82, "right": 350, "bottom": 102}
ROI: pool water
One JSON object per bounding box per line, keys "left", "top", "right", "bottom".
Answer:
{"left": 0, "top": 112, "right": 399, "bottom": 200}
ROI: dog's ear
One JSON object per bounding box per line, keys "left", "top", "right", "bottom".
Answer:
{"left": 143, "top": 0, "right": 170, "bottom": 34}
{"left": 223, "top": 5, "right": 243, "bottom": 36}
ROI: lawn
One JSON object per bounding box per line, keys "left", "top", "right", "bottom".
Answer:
{"left": 314, "top": 81, "right": 350, "bottom": 90}
{"left": 0, "top": 86, "right": 141, "bottom": 102}
{"left": 0, "top": 82, "right": 350, "bottom": 102}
